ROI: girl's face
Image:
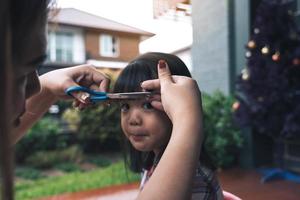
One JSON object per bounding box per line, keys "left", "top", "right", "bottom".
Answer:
{"left": 120, "top": 99, "right": 172, "bottom": 154}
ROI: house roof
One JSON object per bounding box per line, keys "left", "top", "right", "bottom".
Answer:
{"left": 48, "top": 8, "right": 153, "bottom": 36}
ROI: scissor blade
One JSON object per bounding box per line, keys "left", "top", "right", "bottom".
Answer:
{"left": 107, "top": 92, "right": 153, "bottom": 100}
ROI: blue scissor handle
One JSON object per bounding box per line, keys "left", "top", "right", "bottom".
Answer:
{"left": 65, "top": 86, "right": 108, "bottom": 102}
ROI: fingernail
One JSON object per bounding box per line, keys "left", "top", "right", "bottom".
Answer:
{"left": 158, "top": 60, "right": 166, "bottom": 69}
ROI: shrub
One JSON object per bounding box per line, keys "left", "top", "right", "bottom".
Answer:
{"left": 88, "top": 155, "right": 112, "bottom": 167}
{"left": 55, "top": 162, "right": 82, "bottom": 172}
{"left": 78, "top": 104, "right": 122, "bottom": 153}
{"left": 25, "top": 145, "right": 83, "bottom": 169}
{"left": 15, "top": 117, "right": 63, "bottom": 163}
{"left": 62, "top": 108, "right": 80, "bottom": 132}
{"left": 15, "top": 167, "right": 45, "bottom": 180}
{"left": 202, "top": 91, "right": 244, "bottom": 168}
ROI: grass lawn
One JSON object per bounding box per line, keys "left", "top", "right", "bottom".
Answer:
{"left": 15, "top": 161, "right": 140, "bottom": 200}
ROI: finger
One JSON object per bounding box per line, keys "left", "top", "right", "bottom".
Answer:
{"left": 223, "top": 191, "right": 242, "bottom": 200}
{"left": 89, "top": 67, "right": 111, "bottom": 92}
{"left": 98, "top": 78, "right": 110, "bottom": 92}
{"left": 73, "top": 65, "right": 110, "bottom": 92}
{"left": 151, "top": 101, "right": 164, "bottom": 111}
{"left": 141, "top": 79, "right": 160, "bottom": 91}
{"left": 158, "top": 60, "right": 173, "bottom": 84}
{"left": 73, "top": 99, "right": 80, "bottom": 108}
{"left": 89, "top": 84, "right": 101, "bottom": 91}
{"left": 78, "top": 103, "right": 86, "bottom": 110}
{"left": 148, "top": 94, "right": 161, "bottom": 102}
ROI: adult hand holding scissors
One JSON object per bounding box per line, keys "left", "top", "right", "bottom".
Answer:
{"left": 13, "top": 65, "right": 110, "bottom": 143}
{"left": 40, "top": 64, "right": 110, "bottom": 109}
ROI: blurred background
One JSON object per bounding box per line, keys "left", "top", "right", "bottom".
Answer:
{"left": 15, "top": 0, "right": 300, "bottom": 199}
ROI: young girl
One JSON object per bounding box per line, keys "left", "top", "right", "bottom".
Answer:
{"left": 114, "top": 52, "right": 224, "bottom": 199}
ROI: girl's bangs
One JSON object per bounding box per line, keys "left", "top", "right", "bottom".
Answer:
{"left": 114, "top": 61, "right": 157, "bottom": 93}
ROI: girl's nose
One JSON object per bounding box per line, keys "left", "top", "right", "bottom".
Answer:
{"left": 128, "top": 108, "right": 142, "bottom": 126}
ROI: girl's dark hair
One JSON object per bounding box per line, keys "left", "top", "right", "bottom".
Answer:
{"left": 114, "top": 52, "right": 191, "bottom": 93}
{"left": 114, "top": 52, "right": 215, "bottom": 173}
{"left": 0, "top": 1, "right": 52, "bottom": 199}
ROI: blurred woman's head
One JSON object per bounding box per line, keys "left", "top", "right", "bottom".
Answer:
{"left": 10, "top": 0, "right": 52, "bottom": 126}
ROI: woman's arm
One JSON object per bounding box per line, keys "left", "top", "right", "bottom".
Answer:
{"left": 12, "top": 65, "right": 110, "bottom": 144}
{"left": 138, "top": 60, "right": 203, "bottom": 200}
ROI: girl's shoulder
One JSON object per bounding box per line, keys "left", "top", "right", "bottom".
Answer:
{"left": 192, "top": 163, "right": 224, "bottom": 200}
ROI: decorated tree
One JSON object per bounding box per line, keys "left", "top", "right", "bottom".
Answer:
{"left": 234, "top": 0, "right": 300, "bottom": 140}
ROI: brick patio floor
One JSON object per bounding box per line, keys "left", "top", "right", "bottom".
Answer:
{"left": 40, "top": 168, "right": 300, "bottom": 200}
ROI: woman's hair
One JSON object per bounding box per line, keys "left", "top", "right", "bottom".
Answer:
{"left": 11, "top": 0, "right": 52, "bottom": 60}
{"left": 114, "top": 52, "right": 215, "bottom": 173}
{"left": 0, "top": 1, "right": 52, "bottom": 199}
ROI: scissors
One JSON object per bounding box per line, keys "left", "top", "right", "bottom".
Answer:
{"left": 65, "top": 86, "right": 153, "bottom": 103}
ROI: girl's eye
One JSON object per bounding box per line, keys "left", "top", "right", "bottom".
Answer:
{"left": 120, "top": 103, "right": 129, "bottom": 112}
{"left": 143, "top": 102, "right": 153, "bottom": 110}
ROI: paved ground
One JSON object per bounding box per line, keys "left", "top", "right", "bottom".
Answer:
{"left": 40, "top": 168, "right": 300, "bottom": 200}
{"left": 219, "top": 168, "right": 300, "bottom": 200}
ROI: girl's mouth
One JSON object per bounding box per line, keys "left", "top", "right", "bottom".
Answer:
{"left": 130, "top": 134, "right": 148, "bottom": 142}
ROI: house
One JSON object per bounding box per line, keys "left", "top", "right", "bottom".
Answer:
{"left": 139, "top": 0, "right": 192, "bottom": 71}
{"left": 41, "top": 8, "right": 153, "bottom": 78}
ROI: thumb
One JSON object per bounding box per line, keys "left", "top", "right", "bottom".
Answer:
{"left": 64, "top": 81, "right": 90, "bottom": 104}
{"left": 158, "top": 60, "right": 173, "bottom": 84}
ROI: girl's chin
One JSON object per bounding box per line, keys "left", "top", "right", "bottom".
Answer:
{"left": 132, "top": 144, "right": 151, "bottom": 152}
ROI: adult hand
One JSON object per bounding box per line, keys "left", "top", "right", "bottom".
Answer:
{"left": 223, "top": 191, "right": 242, "bottom": 200}
{"left": 138, "top": 60, "right": 203, "bottom": 200}
{"left": 39, "top": 64, "right": 110, "bottom": 109}
{"left": 141, "top": 60, "right": 202, "bottom": 122}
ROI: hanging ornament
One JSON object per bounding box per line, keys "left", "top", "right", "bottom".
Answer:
{"left": 245, "top": 51, "right": 252, "bottom": 58}
{"left": 261, "top": 46, "right": 270, "bottom": 55}
{"left": 254, "top": 28, "right": 260, "bottom": 34}
{"left": 247, "top": 40, "right": 256, "bottom": 49}
{"left": 257, "top": 97, "right": 264, "bottom": 102}
{"left": 232, "top": 101, "right": 240, "bottom": 111}
{"left": 293, "top": 58, "right": 300, "bottom": 65}
{"left": 288, "top": 10, "right": 294, "bottom": 16}
{"left": 272, "top": 51, "right": 280, "bottom": 62}
{"left": 242, "top": 68, "right": 250, "bottom": 81}
{"left": 290, "top": 31, "right": 298, "bottom": 40}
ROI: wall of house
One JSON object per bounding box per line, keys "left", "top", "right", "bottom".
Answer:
{"left": 85, "top": 29, "right": 140, "bottom": 62}
{"left": 174, "top": 48, "right": 192, "bottom": 72}
{"left": 192, "top": 0, "right": 231, "bottom": 95}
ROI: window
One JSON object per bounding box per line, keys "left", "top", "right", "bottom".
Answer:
{"left": 47, "top": 31, "right": 74, "bottom": 63}
{"left": 47, "top": 26, "right": 85, "bottom": 64}
{"left": 55, "top": 32, "right": 73, "bottom": 62}
{"left": 99, "top": 34, "right": 119, "bottom": 57}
